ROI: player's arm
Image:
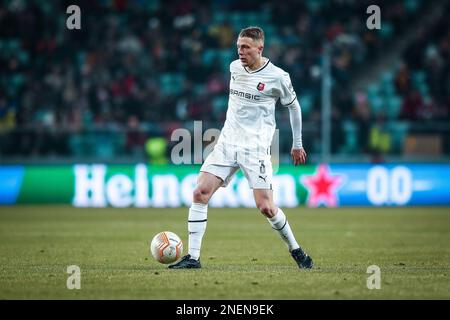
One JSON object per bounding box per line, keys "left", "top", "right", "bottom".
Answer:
{"left": 288, "top": 99, "right": 307, "bottom": 166}
{"left": 279, "top": 71, "right": 307, "bottom": 166}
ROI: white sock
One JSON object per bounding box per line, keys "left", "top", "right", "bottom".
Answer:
{"left": 188, "top": 202, "right": 208, "bottom": 260}
{"left": 267, "top": 208, "right": 300, "bottom": 252}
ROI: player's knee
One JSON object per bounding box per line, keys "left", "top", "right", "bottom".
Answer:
{"left": 257, "top": 203, "right": 276, "bottom": 218}
{"left": 193, "top": 186, "right": 211, "bottom": 204}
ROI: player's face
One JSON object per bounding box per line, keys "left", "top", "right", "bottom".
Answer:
{"left": 237, "top": 37, "right": 263, "bottom": 68}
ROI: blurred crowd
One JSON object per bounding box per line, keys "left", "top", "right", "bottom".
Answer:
{"left": 0, "top": 0, "right": 448, "bottom": 160}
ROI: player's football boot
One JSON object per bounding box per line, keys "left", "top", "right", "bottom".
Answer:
{"left": 290, "top": 248, "right": 314, "bottom": 269}
{"left": 168, "top": 254, "right": 201, "bottom": 269}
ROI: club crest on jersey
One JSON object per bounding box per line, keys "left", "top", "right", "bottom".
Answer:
{"left": 257, "top": 82, "right": 265, "bottom": 91}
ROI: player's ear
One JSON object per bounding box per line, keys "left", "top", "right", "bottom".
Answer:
{"left": 258, "top": 44, "right": 264, "bottom": 55}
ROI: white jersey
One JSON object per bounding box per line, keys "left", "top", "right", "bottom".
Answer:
{"left": 217, "top": 58, "right": 297, "bottom": 151}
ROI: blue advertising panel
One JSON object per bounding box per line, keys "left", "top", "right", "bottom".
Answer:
{"left": 0, "top": 166, "right": 24, "bottom": 205}
{"left": 1, "top": 164, "right": 450, "bottom": 207}
{"left": 328, "top": 164, "right": 450, "bottom": 206}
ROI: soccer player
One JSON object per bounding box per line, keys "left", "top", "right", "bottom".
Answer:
{"left": 169, "top": 26, "right": 313, "bottom": 269}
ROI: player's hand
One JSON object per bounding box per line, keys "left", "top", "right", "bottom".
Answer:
{"left": 291, "top": 148, "right": 307, "bottom": 166}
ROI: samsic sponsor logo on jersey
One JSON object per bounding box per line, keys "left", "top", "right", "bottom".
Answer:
{"left": 230, "top": 88, "right": 260, "bottom": 101}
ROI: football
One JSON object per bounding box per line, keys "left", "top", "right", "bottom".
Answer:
{"left": 150, "top": 231, "right": 183, "bottom": 264}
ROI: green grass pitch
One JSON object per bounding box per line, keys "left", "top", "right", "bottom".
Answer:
{"left": 0, "top": 205, "right": 449, "bottom": 299}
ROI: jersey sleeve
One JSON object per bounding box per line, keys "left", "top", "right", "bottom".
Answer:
{"left": 279, "top": 72, "right": 297, "bottom": 106}
{"left": 229, "top": 59, "right": 239, "bottom": 73}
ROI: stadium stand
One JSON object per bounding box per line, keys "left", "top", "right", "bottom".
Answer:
{"left": 0, "top": 0, "right": 448, "bottom": 162}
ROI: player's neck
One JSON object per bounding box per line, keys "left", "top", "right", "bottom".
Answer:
{"left": 247, "top": 57, "right": 267, "bottom": 71}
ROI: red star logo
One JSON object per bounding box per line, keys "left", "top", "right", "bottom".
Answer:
{"left": 301, "top": 164, "right": 343, "bottom": 207}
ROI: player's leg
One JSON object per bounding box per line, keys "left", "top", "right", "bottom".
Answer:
{"left": 169, "top": 171, "right": 223, "bottom": 269}
{"left": 188, "top": 171, "right": 223, "bottom": 259}
{"left": 253, "top": 188, "right": 300, "bottom": 251}
{"left": 241, "top": 148, "right": 313, "bottom": 269}
{"left": 170, "top": 142, "right": 239, "bottom": 269}
{"left": 253, "top": 189, "right": 313, "bottom": 269}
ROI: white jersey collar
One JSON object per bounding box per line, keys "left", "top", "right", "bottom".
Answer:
{"left": 244, "top": 58, "right": 270, "bottom": 74}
